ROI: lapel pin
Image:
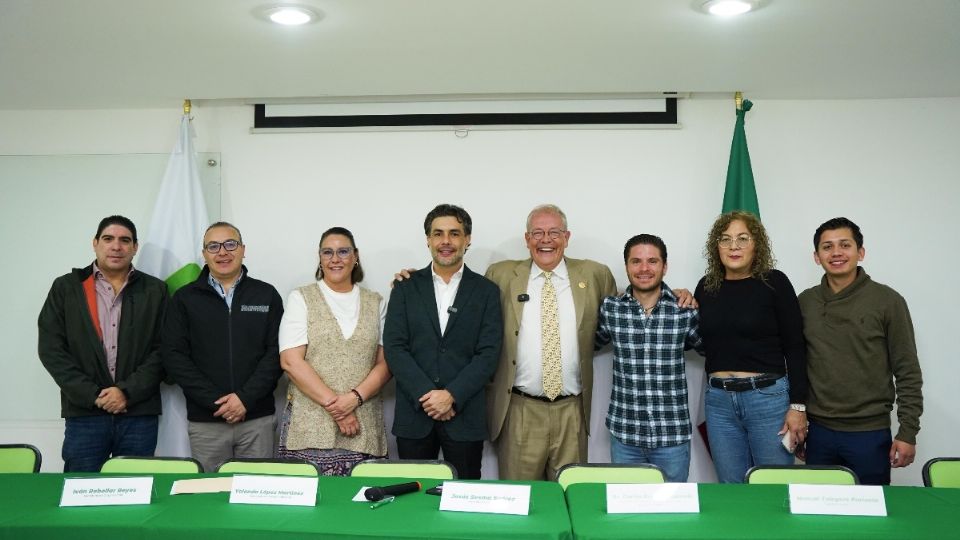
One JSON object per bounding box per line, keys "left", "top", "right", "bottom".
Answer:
{"left": 578, "top": 282, "right": 586, "bottom": 289}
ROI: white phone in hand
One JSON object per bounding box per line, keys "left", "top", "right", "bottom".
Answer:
{"left": 781, "top": 431, "right": 795, "bottom": 453}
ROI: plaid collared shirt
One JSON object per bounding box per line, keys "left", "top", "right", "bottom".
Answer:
{"left": 595, "top": 283, "right": 702, "bottom": 449}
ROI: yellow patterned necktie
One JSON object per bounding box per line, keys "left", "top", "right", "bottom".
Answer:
{"left": 541, "top": 270, "right": 562, "bottom": 400}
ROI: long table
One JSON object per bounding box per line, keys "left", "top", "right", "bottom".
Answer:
{"left": 0, "top": 474, "right": 572, "bottom": 540}
{"left": 565, "top": 482, "right": 960, "bottom": 540}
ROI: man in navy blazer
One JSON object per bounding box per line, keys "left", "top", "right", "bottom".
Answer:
{"left": 384, "top": 204, "right": 503, "bottom": 479}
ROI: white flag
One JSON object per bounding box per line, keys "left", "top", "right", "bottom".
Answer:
{"left": 137, "top": 114, "right": 210, "bottom": 458}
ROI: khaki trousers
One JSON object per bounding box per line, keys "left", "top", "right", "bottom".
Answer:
{"left": 187, "top": 414, "right": 276, "bottom": 473}
{"left": 496, "top": 393, "right": 586, "bottom": 481}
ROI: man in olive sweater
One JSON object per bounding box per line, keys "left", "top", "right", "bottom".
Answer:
{"left": 798, "top": 217, "right": 922, "bottom": 485}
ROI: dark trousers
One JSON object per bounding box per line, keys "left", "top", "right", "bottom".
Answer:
{"left": 396, "top": 422, "right": 483, "bottom": 479}
{"left": 62, "top": 415, "right": 159, "bottom": 472}
{"left": 805, "top": 420, "right": 892, "bottom": 485}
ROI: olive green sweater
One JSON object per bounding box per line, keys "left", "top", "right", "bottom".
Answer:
{"left": 798, "top": 268, "right": 922, "bottom": 444}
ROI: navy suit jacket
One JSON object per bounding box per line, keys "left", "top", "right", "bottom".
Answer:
{"left": 384, "top": 264, "right": 503, "bottom": 441}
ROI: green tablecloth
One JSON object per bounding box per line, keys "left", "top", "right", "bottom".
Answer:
{"left": 0, "top": 474, "right": 572, "bottom": 540}
{"left": 565, "top": 482, "right": 960, "bottom": 540}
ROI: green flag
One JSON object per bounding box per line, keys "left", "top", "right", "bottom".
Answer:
{"left": 722, "top": 98, "right": 760, "bottom": 217}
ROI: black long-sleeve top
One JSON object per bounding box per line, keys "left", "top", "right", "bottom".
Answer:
{"left": 694, "top": 269, "right": 808, "bottom": 404}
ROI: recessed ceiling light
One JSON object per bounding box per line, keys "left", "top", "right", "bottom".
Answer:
{"left": 257, "top": 4, "right": 322, "bottom": 26}
{"left": 701, "top": 0, "right": 757, "bottom": 17}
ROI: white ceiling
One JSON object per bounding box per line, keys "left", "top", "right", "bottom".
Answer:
{"left": 1, "top": 0, "right": 958, "bottom": 110}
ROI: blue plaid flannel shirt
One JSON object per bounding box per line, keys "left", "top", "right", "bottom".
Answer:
{"left": 595, "top": 283, "right": 702, "bottom": 449}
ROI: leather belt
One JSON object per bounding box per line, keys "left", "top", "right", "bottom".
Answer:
{"left": 511, "top": 387, "right": 577, "bottom": 402}
{"left": 708, "top": 374, "right": 783, "bottom": 392}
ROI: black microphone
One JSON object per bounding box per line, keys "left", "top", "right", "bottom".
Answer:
{"left": 447, "top": 306, "right": 458, "bottom": 314}
{"left": 517, "top": 293, "right": 530, "bottom": 302}
{"left": 364, "top": 481, "right": 422, "bottom": 501}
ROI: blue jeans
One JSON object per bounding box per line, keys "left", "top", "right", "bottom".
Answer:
{"left": 705, "top": 376, "right": 794, "bottom": 483}
{"left": 610, "top": 434, "right": 690, "bottom": 482}
{"left": 62, "top": 415, "right": 159, "bottom": 472}
{"left": 804, "top": 421, "right": 892, "bottom": 485}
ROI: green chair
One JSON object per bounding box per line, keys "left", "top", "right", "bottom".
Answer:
{"left": 745, "top": 465, "right": 859, "bottom": 485}
{"left": 349, "top": 459, "right": 456, "bottom": 480}
{"left": 216, "top": 458, "right": 319, "bottom": 477}
{"left": 0, "top": 444, "right": 42, "bottom": 473}
{"left": 101, "top": 456, "right": 203, "bottom": 474}
{"left": 923, "top": 457, "right": 960, "bottom": 488}
{"left": 556, "top": 463, "right": 665, "bottom": 491}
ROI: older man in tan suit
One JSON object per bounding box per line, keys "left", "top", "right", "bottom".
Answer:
{"left": 485, "top": 204, "right": 617, "bottom": 481}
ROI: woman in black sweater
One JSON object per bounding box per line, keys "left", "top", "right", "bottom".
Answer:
{"left": 694, "top": 211, "right": 808, "bottom": 483}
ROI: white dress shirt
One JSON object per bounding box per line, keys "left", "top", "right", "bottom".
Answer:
{"left": 432, "top": 263, "right": 464, "bottom": 335}
{"left": 514, "top": 259, "right": 581, "bottom": 396}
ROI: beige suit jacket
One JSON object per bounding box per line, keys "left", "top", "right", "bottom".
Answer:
{"left": 484, "top": 257, "right": 617, "bottom": 442}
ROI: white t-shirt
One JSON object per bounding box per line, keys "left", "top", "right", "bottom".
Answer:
{"left": 278, "top": 281, "right": 386, "bottom": 352}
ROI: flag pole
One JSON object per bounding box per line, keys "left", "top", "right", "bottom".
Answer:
{"left": 734, "top": 91, "right": 743, "bottom": 111}
{"left": 183, "top": 99, "right": 191, "bottom": 116}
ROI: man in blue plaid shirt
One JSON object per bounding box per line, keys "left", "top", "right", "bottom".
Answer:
{"left": 595, "top": 234, "right": 701, "bottom": 482}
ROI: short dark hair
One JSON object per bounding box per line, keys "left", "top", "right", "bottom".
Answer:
{"left": 315, "top": 226, "right": 364, "bottom": 284}
{"left": 623, "top": 234, "right": 668, "bottom": 263}
{"left": 95, "top": 215, "right": 138, "bottom": 243}
{"left": 814, "top": 217, "right": 863, "bottom": 249}
{"left": 423, "top": 204, "right": 472, "bottom": 236}
{"left": 205, "top": 221, "right": 243, "bottom": 244}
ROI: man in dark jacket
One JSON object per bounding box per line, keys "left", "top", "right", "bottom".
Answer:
{"left": 384, "top": 204, "right": 502, "bottom": 479}
{"left": 162, "top": 222, "right": 283, "bottom": 472}
{"left": 38, "top": 215, "right": 167, "bottom": 472}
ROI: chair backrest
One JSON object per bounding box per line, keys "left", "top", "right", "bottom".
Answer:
{"left": 349, "top": 459, "right": 456, "bottom": 480}
{"left": 556, "top": 463, "right": 666, "bottom": 491}
{"left": 0, "top": 444, "right": 42, "bottom": 473}
{"left": 101, "top": 456, "right": 203, "bottom": 474}
{"left": 923, "top": 457, "right": 960, "bottom": 488}
{"left": 745, "top": 465, "right": 859, "bottom": 485}
{"left": 216, "top": 458, "right": 320, "bottom": 477}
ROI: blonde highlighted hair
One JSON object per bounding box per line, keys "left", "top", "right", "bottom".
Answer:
{"left": 702, "top": 211, "right": 776, "bottom": 292}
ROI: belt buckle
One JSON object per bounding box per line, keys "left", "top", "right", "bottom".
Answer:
{"left": 721, "top": 378, "right": 734, "bottom": 391}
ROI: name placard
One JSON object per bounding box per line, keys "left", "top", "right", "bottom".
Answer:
{"left": 60, "top": 477, "right": 153, "bottom": 507}
{"left": 789, "top": 484, "right": 887, "bottom": 516}
{"left": 439, "top": 481, "right": 531, "bottom": 515}
{"left": 606, "top": 483, "right": 700, "bottom": 514}
{"left": 229, "top": 475, "right": 318, "bottom": 507}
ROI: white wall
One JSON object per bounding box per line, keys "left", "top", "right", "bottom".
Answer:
{"left": 1, "top": 97, "right": 956, "bottom": 484}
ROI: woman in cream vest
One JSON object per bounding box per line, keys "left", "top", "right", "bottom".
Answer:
{"left": 276, "top": 227, "right": 391, "bottom": 474}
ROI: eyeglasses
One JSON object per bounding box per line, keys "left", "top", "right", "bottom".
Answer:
{"left": 320, "top": 247, "right": 355, "bottom": 260}
{"left": 528, "top": 229, "right": 566, "bottom": 241}
{"left": 718, "top": 235, "right": 752, "bottom": 249}
{"left": 204, "top": 239, "right": 241, "bottom": 253}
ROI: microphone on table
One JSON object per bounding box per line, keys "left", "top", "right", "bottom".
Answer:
{"left": 364, "top": 481, "right": 422, "bottom": 501}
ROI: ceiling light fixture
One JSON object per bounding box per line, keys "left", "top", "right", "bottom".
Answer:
{"left": 701, "top": 0, "right": 758, "bottom": 17}
{"left": 258, "top": 4, "right": 322, "bottom": 26}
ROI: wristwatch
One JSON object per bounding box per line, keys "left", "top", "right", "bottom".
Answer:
{"left": 789, "top": 403, "right": 807, "bottom": 412}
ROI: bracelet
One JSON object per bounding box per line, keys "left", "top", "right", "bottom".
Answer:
{"left": 351, "top": 388, "right": 364, "bottom": 407}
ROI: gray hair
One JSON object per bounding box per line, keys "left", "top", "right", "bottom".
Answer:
{"left": 204, "top": 221, "right": 243, "bottom": 244}
{"left": 525, "top": 204, "right": 568, "bottom": 231}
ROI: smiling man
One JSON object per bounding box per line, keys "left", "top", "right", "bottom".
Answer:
{"left": 162, "top": 221, "right": 283, "bottom": 473}
{"left": 39, "top": 215, "right": 167, "bottom": 472}
{"left": 594, "top": 234, "right": 701, "bottom": 482}
{"left": 383, "top": 204, "right": 503, "bottom": 479}
{"left": 484, "top": 204, "right": 617, "bottom": 481}
{"left": 798, "top": 217, "right": 923, "bottom": 485}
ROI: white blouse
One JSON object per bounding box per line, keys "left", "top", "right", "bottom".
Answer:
{"left": 278, "top": 281, "right": 386, "bottom": 352}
